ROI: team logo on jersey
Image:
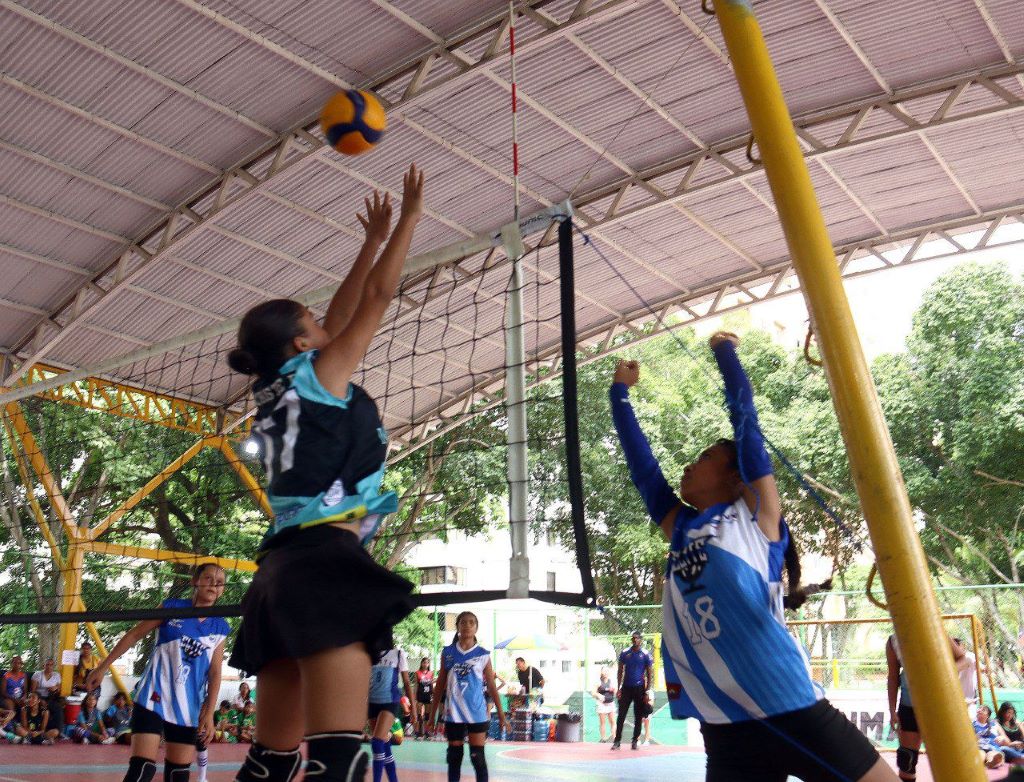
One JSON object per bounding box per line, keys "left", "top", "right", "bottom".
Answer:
{"left": 668, "top": 518, "right": 721, "bottom": 592}
{"left": 180, "top": 635, "right": 206, "bottom": 659}
{"left": 452, "top": 662, "right": 474, "bottom": 679}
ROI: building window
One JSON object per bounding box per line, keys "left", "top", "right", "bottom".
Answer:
{"left": 420, "top": 566, "right": 466, "bottom": 586}
{"left": 546, "top": 571, "right": 556, "bottom": 591}
{"left": 561, "top": 660, "right": 571, "bottom": 673}
{"left": 442, "top": 612, "right": 459, "bottom": 632}
{"left": 539, "top": 659, "right": 548, "bottom": 668}
{"left": 546, "top": 616, "right": 556, "bottom": 635}
{"left": 545, "top": 528, "right": 557, "bottom": 547}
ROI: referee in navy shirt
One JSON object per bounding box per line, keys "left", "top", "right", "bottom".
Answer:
{"left": 612, "top": 631, "right": 653, "bottom": 750}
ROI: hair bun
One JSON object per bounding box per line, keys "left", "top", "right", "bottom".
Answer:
{"left": 227, "top": 348, "right": 258, "bottom": 375}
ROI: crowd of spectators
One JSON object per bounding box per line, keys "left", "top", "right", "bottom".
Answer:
{"left": 2, "top": 651, "right": 257, "bottom": 748}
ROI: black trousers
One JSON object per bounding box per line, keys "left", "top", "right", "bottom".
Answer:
{"left": 614, "top": 685, "right": 646, "bottom": 742}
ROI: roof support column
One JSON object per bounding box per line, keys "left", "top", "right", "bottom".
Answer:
{"left": 713, "top": 3, "right": 983, "bottom": 780}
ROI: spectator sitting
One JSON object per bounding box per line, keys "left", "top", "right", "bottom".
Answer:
{"left": 15, "top": 691, "right": 59, "bottom": 745}
{"left": 102, "top": 692, "right": 133, "bottom": 745}
{"left": 2, "top": 655, "right": 28, "bottom": 711}
{"left": 67, "top": 692, "right": 113, "bottom": 744}
{"left": 30, "top": 657, "right": 64, "bottom": 734}
{"left": 214, "top": 700, "right": 238, "bottom": 743}
{"left": 237, "top": 700, "right": 256, "bottom": 743}
{"left": 998, "top": 703, "right": 1024, "bottom": 746}
{"left": 71, "top": 642, "right": 100, "bottom": 699}
{"left": 974, "top": 705, "right": 1024, "bottom": 768}
{"left": 231, "top": 681, "right": 253, "bottom": 710}
{"left": 2, "top": 705, "right": 19, "bottom": 743}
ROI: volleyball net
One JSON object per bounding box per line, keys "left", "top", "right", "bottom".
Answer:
{"left": 0, "top": 205, "right": 598, "bottom": 676}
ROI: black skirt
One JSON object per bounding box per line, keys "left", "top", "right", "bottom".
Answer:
{"left": 229, "top": 525, "right": 414, "bottom": 675}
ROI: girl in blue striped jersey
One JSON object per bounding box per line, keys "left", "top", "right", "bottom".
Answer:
{"left": 86, "top": 562, "right": 229, "bottom": 782}
{"left": 430, "top": 612, "right": 509, "bottom": 782}
{"left": 610, "top": 333, "right": 895, "bottom": 782}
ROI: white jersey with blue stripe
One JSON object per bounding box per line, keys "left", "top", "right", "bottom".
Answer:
{"left": 662, "top": 498, "right": 823, "bottom": 724}
{"left": 133, "top": 600, "right": 229, "bottom": 727}
{"left": 369, "top": 648, "right": 408, "bottom": 705}
{"left": 441, "top": 643, "right": 490, "bottom": 724}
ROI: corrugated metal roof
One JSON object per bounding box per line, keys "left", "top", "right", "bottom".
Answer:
{"left": 1, "top": 0, "right": 1021, "bottom": 437}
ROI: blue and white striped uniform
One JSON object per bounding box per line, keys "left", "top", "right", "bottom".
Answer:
{"left": 251, "top": 350, "right": 398, "bottom": 549}
{"left": 441, "top": 643, "right": 490, "bottom": 724}
{"left": 133, "top": 599, "right": 229, "bottom": 727}
{"left": 661, "top": 499, "right": 823, "bottom": 723}
{"left": 369, "top": 648, "right": 408, "bottom": 705}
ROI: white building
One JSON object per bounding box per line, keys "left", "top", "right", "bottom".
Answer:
{"left": 404, "top": 524, "right": 605, "bottom": 705}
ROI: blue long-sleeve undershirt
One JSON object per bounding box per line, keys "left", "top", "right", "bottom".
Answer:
{"left": 609, "top": 382, "right": 684, "bottom": 525}
{"left": 712, "top": 341, "right": 773, "bottom": 483}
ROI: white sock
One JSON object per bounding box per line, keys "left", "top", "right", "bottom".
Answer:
{"left": 197, "top": 747, "right": 209, "bottom": 782}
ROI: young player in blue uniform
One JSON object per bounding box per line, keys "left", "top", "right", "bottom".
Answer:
{"left": 368, "top": 648, "right": 417, "bottom": 782}
{"left": 430, "top": 612, "right": 509, "bottom": 782}
{"left": 610, "top": 333, "right": 895, "bottom": 782}
{"left": 611, "top": 630, "right": 653, "bottom": 750}
{"left": 86, "top": 562, "right": 229, "bottom": 782}
{"left": 225, "top": 165, "right": 425, "bottom": 782}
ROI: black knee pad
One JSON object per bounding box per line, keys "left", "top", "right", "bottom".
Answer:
{"left": 896, "top": 745, "right": 919, "bottom": 776}
{"left": 447, "top": 744, "right": 465, "bottom": 768}
{"left": 124, "top": 756, "right": 157, "bottom": 782}
{"left": 235, "top": 743, "right": 303, "bottom": 782}
{"left": 305, "top": 732, "right": 368, "bottom": 782}
{"left": 469, "top": 746, "right": 487, "bottom": 776}
{"left": 164, "top": 760, "right": 191, "bottom": 782}
{"left": 195, "top": 739, "right": 207, "bottom": 752}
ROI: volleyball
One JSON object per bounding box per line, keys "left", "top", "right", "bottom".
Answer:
{"left": 320, "top": 89, "right": 386, "bottom": 155}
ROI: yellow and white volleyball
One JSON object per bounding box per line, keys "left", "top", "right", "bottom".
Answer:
{"left": 319, "top": 89, "right": 387, "bottom": 155}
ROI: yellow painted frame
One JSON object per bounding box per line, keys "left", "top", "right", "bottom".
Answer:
{"left": 714, "top": 2, "right": 984, "bottom": 778}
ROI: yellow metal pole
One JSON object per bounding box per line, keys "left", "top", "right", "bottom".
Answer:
{"left": 4, "top": 402, "right": 79, "bottom": 539}
{"left": 82, "top": 616, "right": 132, "bottom": 701}
{"left": 88, "top": 436, "right": 211, "bottom": 541}
{"left": 974, "top": 618, "right": 998, "bottom": 710}
{"left": 2, "top": 415, "right": 65, "bottom": 569}
{"left": 217, "top": 437, "right": 274, "bottom": 518}
{"left": 712, "top": 3, "right": 983, "bottom": 780}
{"left": 80, "top": 539, "right": 257, "bottom": 573}
{"left": 58, "top": 544, "right": 83, "bottom": 697}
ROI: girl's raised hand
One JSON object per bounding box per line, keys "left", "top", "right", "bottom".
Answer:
{"left": 613, "top": 359, "right": 640, "bottom": 387}
{"left": 357, "top": 190, "right": 392, "bottom": 244}
{"left": 709, "top": 331, "right": 739, "bottom": 349}
{"left": 400, "top": 163, "right": 425, "bottom": 221}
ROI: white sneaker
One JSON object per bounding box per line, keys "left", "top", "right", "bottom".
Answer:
{"left": 102, "top": 736, "right": 116, "bottom": 745}
{"left": 641, "top": 740, "right": 650, "bottom": 746}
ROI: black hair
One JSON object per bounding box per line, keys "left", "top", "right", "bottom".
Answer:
{"left": 714, "top": 438, "right": 832, "bottom": 611}
{"left": 192, "top": 561, "right": 224, "bottom": 582}
{"left": 453, "top": 611, "right": 479, "bottom": 645}
{"left": 219, "top": 700, "right": 231, "bottom": 710}
{"left": 998, "top": 702, "right": 1017, "bottom": 726}
{"left": 227, "top": 298, "right": 306, "bottom": 377}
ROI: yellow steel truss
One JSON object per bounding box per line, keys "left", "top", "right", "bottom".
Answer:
{"left": 12, "top": 363, "right": 246, "bottom": 435}
{"left": 0, "top": 394, "right": 266, "bottom": 697}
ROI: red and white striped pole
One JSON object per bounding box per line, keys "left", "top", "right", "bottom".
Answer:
{"left": 509, "top": 0, "right": 520, "bottom": 223}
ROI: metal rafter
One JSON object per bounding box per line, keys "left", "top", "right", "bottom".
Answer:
{"left": 0, "top": 0, "right": 277, "bottom": 139}
{"left": 811, "top": 0, "right": 982, "bottom": 218}
{"left": 972, "top": 0, "right": 1024, "bottom": 91}
{"left": 386, "top": 203, "right": 1024, "bottom": 458}
{"left": 570, "top": 64, "right": 1024, "bottom": 236}
{"left": 4, "top": 0, "right": 638, "bottom": 384}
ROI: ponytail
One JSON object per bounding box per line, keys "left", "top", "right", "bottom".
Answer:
{"left": 782, "top": 534, "right": 832, "bottom": 611}
{"left": 227, "top": 299, "right": 306, "bottom": 378}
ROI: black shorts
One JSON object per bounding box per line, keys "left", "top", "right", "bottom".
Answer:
{"left": 130, "top": 704, "right": 197, "bottom": 746}
{"left": 700, "top": 699, "right": 880, "bottom": 782}
{"left": 230, "top": 526, "right": 414, "bottom": 674}
{"left": 445, "top": 721, "right": 489, "bottom": 741}
{"left": 417, "top": 694, "right": 432, "bottom": 705}
{"left": 897, "top": 702, "right": 918, "bottom": 733}
{"left": 369, "top": 701, "right": 399, "bottom": 721}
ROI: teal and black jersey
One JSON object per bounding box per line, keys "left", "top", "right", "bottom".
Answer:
{"left": 252, "top": 350, "right": 398, "bottom": 547}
